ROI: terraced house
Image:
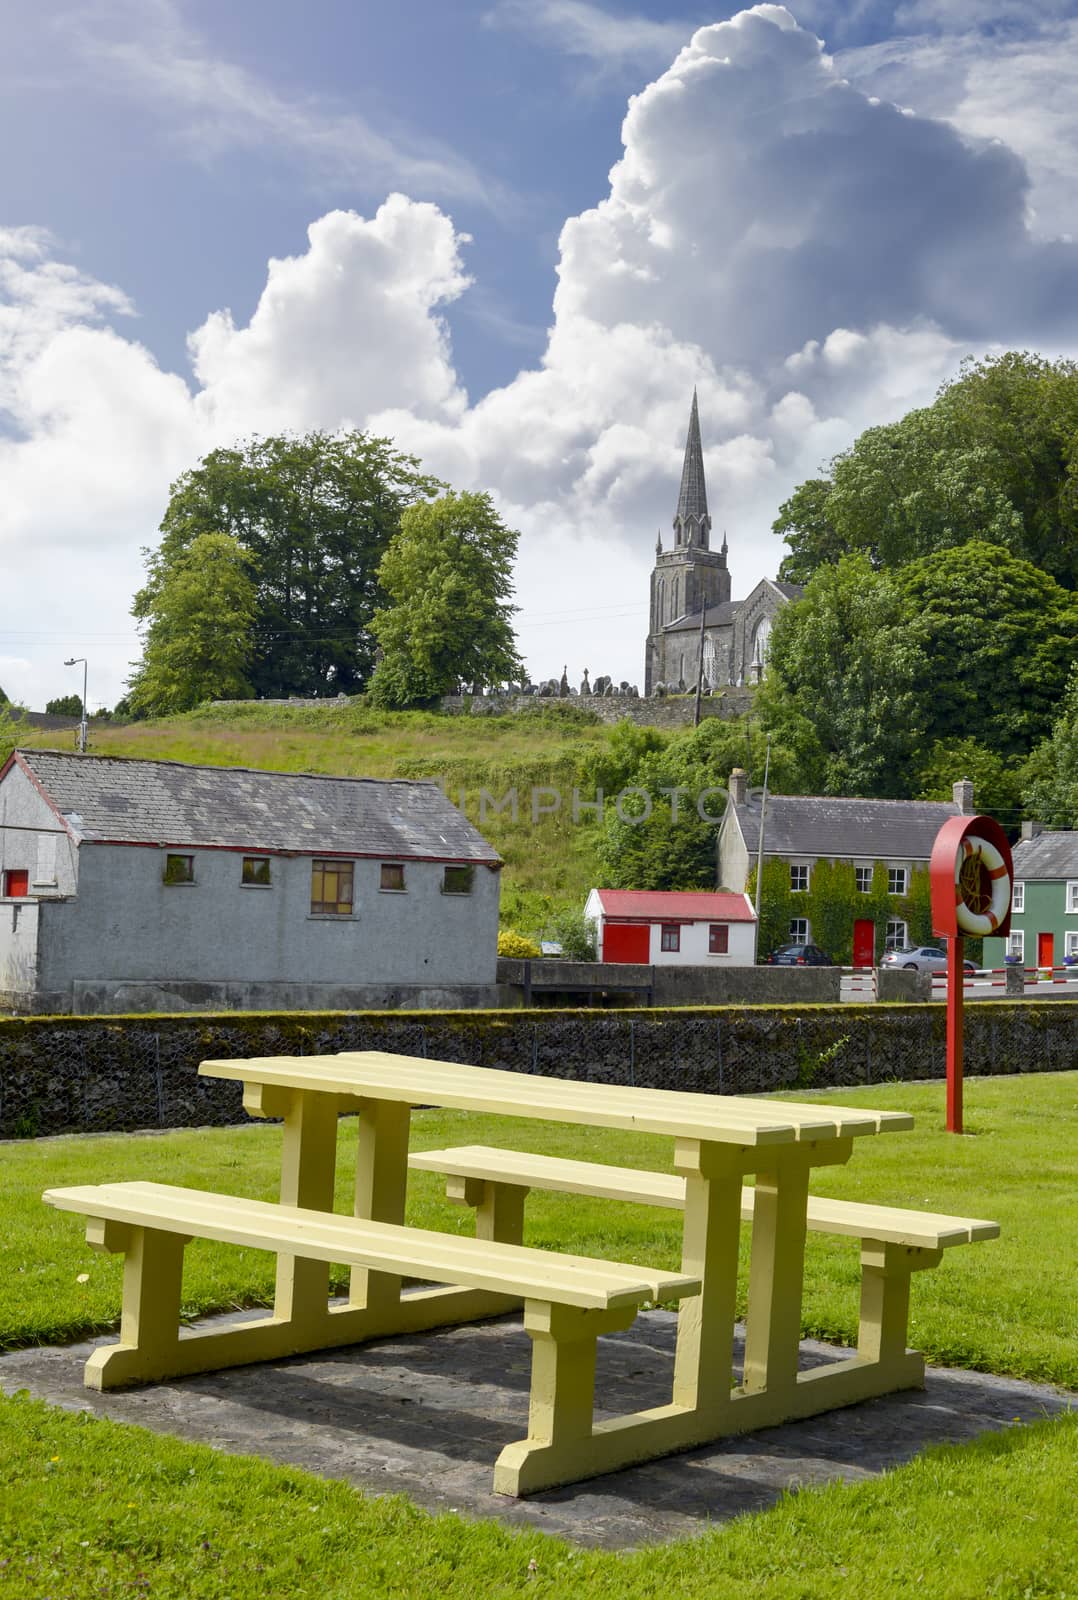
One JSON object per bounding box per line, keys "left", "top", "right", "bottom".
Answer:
{"left": 718, "top": 770, "right": 976, "bottom": 965}
{"left": 982, "top": 824, "right": 1078, "bottom": 971}
{"left": 0, "top": 750, "right": 501, "bottom": 1014}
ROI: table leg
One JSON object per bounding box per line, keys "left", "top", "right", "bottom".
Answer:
{"left": 350, "top": 1098, "right": 411, "bottom": 1314}
{"left": 741, "top": 1148, "right": 812, "bottom": 1401}
{"left": 274, "top": 1088, "right": 340, "bottom": 1333}
{"left": 671, "top": 1139, "right": 746, "bottom": 1416}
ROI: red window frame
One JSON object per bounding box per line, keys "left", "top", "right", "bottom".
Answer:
{"left": 708, "top": 923, "right": 729, "bottom": 954}
{"left": 660, "top": 924, "right": 681, "bottom": 952}
{"left": 3, "top": 869, "right": 29, "bottom": 898}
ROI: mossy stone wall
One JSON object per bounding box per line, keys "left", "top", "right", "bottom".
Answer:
{"left": 1, "top": 1003, "right": 1075, "bottom": 1139}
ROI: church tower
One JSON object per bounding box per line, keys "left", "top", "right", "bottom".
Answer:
{"left": 645, "top": 390, "right": 731, "bottom": 693}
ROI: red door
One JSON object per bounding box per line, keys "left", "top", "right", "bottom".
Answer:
{"left": 603, "top": 923, "right": 650, "bottom": 964}
{"left": 1038, "top": 931, "right": 1054, "bottom": 969}
{"left": 853, "top": 918, "right": 875, "bottom": 967}
{"left": 3, "top": 870, "right": 28, "bottom": 898}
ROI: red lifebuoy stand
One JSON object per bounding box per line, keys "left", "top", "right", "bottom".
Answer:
{"left": 929, "top": 815, "right": 1014, "bottom": 1132}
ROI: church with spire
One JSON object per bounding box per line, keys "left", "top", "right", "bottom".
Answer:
{"left": 644, "top": 390, "right": 802, "bottom": 695}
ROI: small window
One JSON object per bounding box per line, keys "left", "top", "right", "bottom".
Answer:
{"left": 163, "top": 854, "right": 194, "bottom": 886}
{"left": 2, "top": 869, "right": 29, "bottom": 898}
{"left": 789, "top": 918, "right": 809, "bottom": 945}
{"left": 1009, "top": 930, "right": 1025, "bottom": 960}
{"left": 855, "top": 866, "right": 873, "bottom": 895}
{"left": 241, "top": 856, "right": 271, "bottom": 887}
{"left": 1065, "top": 931, "right": 1078, "bottom": 958}
{"left": 1011, "top": 881, "right": 1024, "bottom": 913}
{"left": 380, "top": 862, "right": 406, "bottom": 892}
{"left": 885, "top": 918, "right": 908, "bottom": 951}
{"left": 661, "top": 924, "right": 681, "bottom": 952}
{"left": 790, "top": 865, "right": 809, "bottom": 893}
{"left": 888, "top": 867, "right": 908, "bottom": 896}
{"left": 311, "top": 859, "right": 354, "bottom": 916}
{"left": 708, "top": 923, "right": 729, "bottom": 955}
{"left": 1067, "top": 881, "right": 1078, "bottom": 914}
{"left": 442, "top": 865, "right": 474, "bottom": 895}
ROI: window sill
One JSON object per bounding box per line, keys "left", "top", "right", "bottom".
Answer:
{"left": 240, "top": 883, "right": 273, "bottom": 890}
{"left": 378, "top": 887, "right": 408, "bottom": 894}
{"left": 162, "top": 881, "right": 197, "bottom": 888}
{"left": 307, "top": 913, "right": 356, "bottom": 921}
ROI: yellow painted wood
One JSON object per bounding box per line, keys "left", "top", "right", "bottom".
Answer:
{"left": 351, "top": 1098, "right": 411, "bottom": 1315}
{"left": 199, "top": 1052, "right": 914, "bottom": 1145}
{"left": 274, "top": 1086, "right": 340, "bottom": 1333}
{"left": 42, "top": 1183, "right": 700, "bottom": 1312}
{"left": 742, "top": 1150, "right": 812, "bottom": 1397}
{"left": 670, "top": 1140, "right": 745, "bottom": 1415}
{"left": 84, "top": 1223, "right": 189, "bottom": 1390}
{"left": 410, "top": 1146, "right": 1001, "bottom": 1248}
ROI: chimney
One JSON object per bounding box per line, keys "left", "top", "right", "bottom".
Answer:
{"left": 952, "top": 778, "right": 974, "bottom": 814}
{"left": 1021, "top": 820, "right": 1043, "bottom": 841}
{"left": 729, "top": 767, "right": 748, "bottom": 806}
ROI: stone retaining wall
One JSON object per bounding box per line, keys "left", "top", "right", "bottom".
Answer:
{"left": 440, "top": 691, "right": 754, "bottom": 727}
{"left": 1, "top": 1002, "right": 1074, "bottom": 1139}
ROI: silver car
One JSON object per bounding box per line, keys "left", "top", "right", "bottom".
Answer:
{"left": 881, "top": 945, "right": 977, "bottom": 975}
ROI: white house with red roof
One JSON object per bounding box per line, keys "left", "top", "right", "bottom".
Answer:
{"left": 583, "top": 888, "right": 757, "bottom": 966}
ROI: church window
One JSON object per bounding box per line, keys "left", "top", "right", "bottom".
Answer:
{"left": 672, "top": 577, "right": 680, "bottom": 619}
{"left": 751, "top": 615, "right": 772, "bottom": 665}
{"left": 702, "top": 635, "right": 716, "bottom": 687}
{"left": 656, "top": 578, "right": 666, "bottom": 627}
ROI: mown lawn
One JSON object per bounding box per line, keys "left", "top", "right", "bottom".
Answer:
{"left": 1, "top": 1072, "right": 1074, "bottom": 1597}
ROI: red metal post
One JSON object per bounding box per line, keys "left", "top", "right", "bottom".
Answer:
{"left": 946, "top": 935, "right": 964, "bottom": 1134}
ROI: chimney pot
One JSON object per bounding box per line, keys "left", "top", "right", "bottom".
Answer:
{"left": 952, "top": 778, "right": 974, "bottom": 814}
{"left": 1021, "top": 820, "right": 1043, "bottom": 840}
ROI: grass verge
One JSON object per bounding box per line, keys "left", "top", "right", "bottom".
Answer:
{"left": 4, "top": 1074, "right": 1077, "bottom": 1388}
{"left": 0, "top": 1395, "right": 1074, "bottom": 1599}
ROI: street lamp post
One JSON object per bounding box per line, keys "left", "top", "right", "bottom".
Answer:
{"left": 63, "top": 658, "right": 88, "bottom": 753}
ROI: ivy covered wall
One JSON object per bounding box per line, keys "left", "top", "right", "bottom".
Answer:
{"left": 747, "top": 859, "right": 952, "bottom": 964}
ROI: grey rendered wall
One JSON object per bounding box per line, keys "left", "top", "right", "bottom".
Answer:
{"left": 0, "top": 763, "right": 78, "bottom": 897}
{"left": 0, "top": 899, "right": 41, "bottom": 1004}
{"left": 34, "top": 844, "right": 500, "bottom": 1005}
{"left": 717, "top": 812, "right": 751, "bottom": 893}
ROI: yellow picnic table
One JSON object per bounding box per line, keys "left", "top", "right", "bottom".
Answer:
{"left": 201, "top": 1051, "right": 915, "bottom": 1489}
{"left": 45, "top": 1052, "right": 997, "bottom": 1495}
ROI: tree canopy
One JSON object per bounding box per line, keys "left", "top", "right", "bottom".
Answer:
{"left": 128, "top": 533, "right": 260, "bottom": 716}
{"left": 776, "top": 353, "right": 1078, "bottom": 588}
{"left": 367, "top": 491, "right": 523, "bottom": 708}
{"left": 757, "top": 543, "right": 1077, "bottom": 797}
{"left": 132, "top": 432, "right": 442, "bottom": 709}
{"left": 1022, "top": 672, "right": 1078, "bottom": 828}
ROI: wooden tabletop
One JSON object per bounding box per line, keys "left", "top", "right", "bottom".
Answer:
{"left": 199, "top": 1050, "right": 913, "bottom": 1146}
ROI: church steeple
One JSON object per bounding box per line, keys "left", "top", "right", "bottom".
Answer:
{"left": 673, "top": 388, "right": 712, "bottom": 550}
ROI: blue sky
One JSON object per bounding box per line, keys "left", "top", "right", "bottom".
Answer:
{"left": 4, "top": 0, "right": 1078, "bottom": 708}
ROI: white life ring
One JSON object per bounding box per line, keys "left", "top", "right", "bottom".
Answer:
{"left": 954, "top": 834, "right": 1011, "bottom": 936}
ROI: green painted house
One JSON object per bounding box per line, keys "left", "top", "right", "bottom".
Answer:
{"left": 983, "top": 825, "right": 1078, "bottom": 970}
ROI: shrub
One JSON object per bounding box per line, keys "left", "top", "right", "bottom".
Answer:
{"left": 497, "top": 929, "right": 542, "bottom": 959}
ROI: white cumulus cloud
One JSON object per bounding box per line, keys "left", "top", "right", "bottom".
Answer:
{"left": 2, "top": 4, "right": 1078, "bottom": 710}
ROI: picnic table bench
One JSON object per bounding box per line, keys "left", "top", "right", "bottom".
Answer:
{"left": 409, "top": 1144, "right": 999, "bottom": 1380}
{"left": 42, "top": 1050, "right": 1000, "bottom": 1497}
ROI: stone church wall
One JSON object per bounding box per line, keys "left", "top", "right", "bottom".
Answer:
{"left": 439, "top": 690, "right": 754, "bottom": 727}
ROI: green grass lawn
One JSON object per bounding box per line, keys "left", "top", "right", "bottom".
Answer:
{"left": 1, "top": 1072, "right": 1075, "bottom": 1596}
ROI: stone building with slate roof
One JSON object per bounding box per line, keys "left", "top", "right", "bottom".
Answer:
{"left": 719, "top": 769, "right": 976, "bottom": 959}
{"left": 983, "top": 824, "right": 1078, "bottom": 971}
{"left": 0, "top": 750, "right": 502, "bottom": 1014}
{"left": 644, "top": 391, "right": 803, "bottom": 695}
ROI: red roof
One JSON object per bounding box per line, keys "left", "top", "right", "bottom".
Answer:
{"left": 592, "top": 889, "right": 755, "bottom": 923}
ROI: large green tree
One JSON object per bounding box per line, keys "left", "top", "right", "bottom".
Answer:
{"left": 776, "top": 353, "right": 1078, "bottom": 588}
{"left": 1022, "top": 672, "right": 1078, "bottom": 827}
{"left": 756, "top": 555, "right": 926, "bottom": 796}
{"left": 367, "top": 491, "right": 523, "bottom": 707}
{"left": 759, "top": 544, "right": 1077, "bottom": 797}
{"left": 134, "top": 432, "right": 441, "bottom": 703}
{"left": 128, "top": 533, "right": 259, "bottom": 715}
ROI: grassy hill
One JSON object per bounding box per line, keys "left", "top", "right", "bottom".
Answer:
{"left": 12, "top": 700, "right": 621, "bottom": 936}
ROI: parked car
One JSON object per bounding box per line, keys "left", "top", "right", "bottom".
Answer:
{"left": 765, "top": 942, "right": 833, "bottom": 966}
{"left": 880, "top": 946, "right": 977, "bottom": 976}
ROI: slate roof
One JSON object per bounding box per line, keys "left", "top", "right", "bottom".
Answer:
{"left": 593, "top": 889, "right": 755, "bottom": 922}
{"left": 663, "top": 600, "right": 740, "bottom": 633}
{"left": 731, "top": 793, "right": 961, "bottom": 860}
{"left": 12, "top": 750, "right": 500, "bottom": 863}
{"left": 771, "top": 580, "right": 804, "bottom": 600}
{"left": 1010, "top": 831, "right": 1078, "bottom": 879}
